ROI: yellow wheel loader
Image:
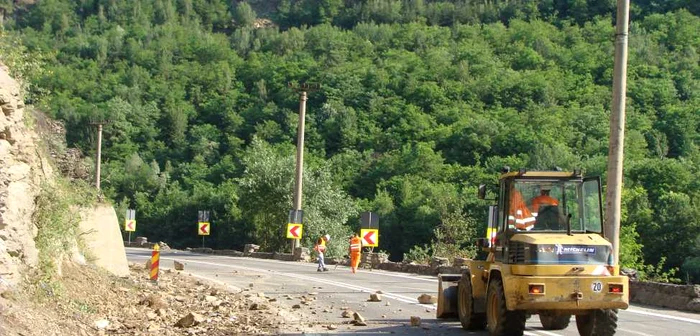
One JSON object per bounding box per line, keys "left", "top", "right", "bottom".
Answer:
{"left": 437, "top": 168, "right": 629, "bottom": 336}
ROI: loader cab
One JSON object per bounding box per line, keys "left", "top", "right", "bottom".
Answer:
{"left": 482, "top": 169, "right": 605, "bottom": 263}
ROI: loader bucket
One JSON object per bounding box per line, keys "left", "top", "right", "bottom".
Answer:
{"left": 436, "top": 274, "right": 461, "bottom": 318}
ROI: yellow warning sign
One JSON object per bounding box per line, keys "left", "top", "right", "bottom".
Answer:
{"left": 286, "top": 223, "right": 303, "bottom": 239}
{"left": 360, "top": 229, "right": 379, "bottom": 247}
{"left": 198, "top": 222, "right": 210, "bottom": 236}
{"left": 124, "top": 219, "right": 136, "bottom": 232}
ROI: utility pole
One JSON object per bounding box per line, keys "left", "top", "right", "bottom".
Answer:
{"left": 604, "top": 0, "right": 630, "bottom": 266}
{"left": 90, "top": 121, "right": 108, "bottom": 192}
{"left": 288, "top": 82, "right": 319, "bottom": 251}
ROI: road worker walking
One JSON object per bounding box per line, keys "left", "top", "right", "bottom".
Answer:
{"left": 314, "top": 234, "right": 330, "bottom": 272}
{"left": 349, "top": 233, "right": 362, "bottom": 274}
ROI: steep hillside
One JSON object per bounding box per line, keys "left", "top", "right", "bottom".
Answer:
{"left": 0, "top": 61, "right": 49, "bottom": 292}
{"left": 3, "top": 1, "right": 699, "bottom": 280}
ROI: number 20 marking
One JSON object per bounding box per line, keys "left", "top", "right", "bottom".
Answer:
{"left": 592, "top": 281, "right": 603, "bottom": 292}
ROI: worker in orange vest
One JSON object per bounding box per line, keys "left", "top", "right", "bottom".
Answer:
{"left": 348, "top": 233, "right": 362, "bottom": 274}
{"left": 530, "top": 187, "right": 559, "bottom": 216}
{"left": 508, "top": 186, "right": 536, "bottom": 230}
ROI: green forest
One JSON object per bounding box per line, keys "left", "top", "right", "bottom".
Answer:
{"left": 0, "top": 0, "right": 698, "bottom": 283}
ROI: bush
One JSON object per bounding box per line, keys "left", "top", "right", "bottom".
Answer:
{"left": 681, "top": 257, "right": 700, "bottom": 284}
{"left": 403, "top": 244, "right": 431, "bottom": 264}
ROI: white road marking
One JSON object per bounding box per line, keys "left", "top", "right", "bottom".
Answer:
{"left": 625, "top": 308, "right": 700, "bottom": 325}
{"left": 133, "top": 248, "right": 441, "bottom": 283}
{"left": 531, "top": 329, "right": 564, "bottom": 336}
{"left": 524, "top": 331, "right": 563, "bottom": 336}
{"left": 617, "top": 328, "right": 657, "bottom": 336}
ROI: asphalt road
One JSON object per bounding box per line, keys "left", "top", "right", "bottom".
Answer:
{"left": 126, "top": 248, "right": 700, "bottom": 335}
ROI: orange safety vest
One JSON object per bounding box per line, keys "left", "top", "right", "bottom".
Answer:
{"left": 531, "top": 194, "right": 559, "bottom": 214}
{"left": 349, "top": 237, "right": 361, "bottom": 253}
{"left": 314, "top": 239, "right": 327, "bottom": 253}
{"left": 508, "top": 189, "right": 536, "bottom": 230}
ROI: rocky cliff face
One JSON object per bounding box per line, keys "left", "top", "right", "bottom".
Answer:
{"left": 0, "top": 63, "right": 52, "bottom": 292}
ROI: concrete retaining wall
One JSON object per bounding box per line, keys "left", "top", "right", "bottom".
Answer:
{"left": 630, "top": 281, "right": 700, "bottom": 312}
{"left": 79, "top": 205, "right": 129, "bottom": 277}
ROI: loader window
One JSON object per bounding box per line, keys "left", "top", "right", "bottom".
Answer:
{"left": 582, "top": 177, "right": 603, "bottom": 233}
{"left": 511, "top": 180, "right": 584, "bottom": 232}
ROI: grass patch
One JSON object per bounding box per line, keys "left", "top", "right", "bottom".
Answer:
{"left": 33, "top": 178, "right": 98, "bottom": 287}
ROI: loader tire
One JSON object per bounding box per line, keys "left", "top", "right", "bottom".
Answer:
{"left": 486, "top": 278, "right": 526, "bottom": 336}
{"left": 458, "top": 275, "right": 486, "bottom": 330}
{"left": 575, "top": 309, "right": 618, "bottom": 336}
{"left": 539, "top": 311, "right": 571, "bottom": 330}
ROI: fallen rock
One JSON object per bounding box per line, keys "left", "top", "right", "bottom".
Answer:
{"left": 173, "top": 261, "right": 185, "bottom": 271}
{"left": 141, "top": 294, "right": 165, "bottom": 309}
{"left": 147, "top": 322, "right": 160, "bottom": 332}
{"left": 175, "top": 312, "right": 204, "bottom": 328}
{"left": 146, "top": 311, "right": 158, "bottom": 320}
{"left": 352, "top": 320, "right": 368, "bottom": 326}
{"left": 327, "top": 324, "right": 338, "bottom": 330}
{"left": 249, "top": 303, "right": 268, "bottom": 310}
{"left": 94, "top": 320, "right": 110, "bottom": 330}
{"left": 341, "top": 310, "right": 353, "bottom": 318}
{"left": 205, "top": 295, "right": 217, "bottom": 303}
{"left": 410, "top": 316, "right": 421, "bottom": 327}
{"left": 353, "top": 312, "right": 365, "bottom": 323}
{"left": 244, "top": 244, "right": 260, "bottom": 253}
{"left": 385, "top": 301, "right": 391, "bottom": 306}
{"left": 292, "top": 304, "right": 301, "bottom": 309}
{"left": 368, "top": 293, "right": 382, "bottom": 302}
{"left": 123, "top": 319, "right": 140, "bottom": 329}
{"left": 417, "top": 294, "right": 437, "bottom": 304}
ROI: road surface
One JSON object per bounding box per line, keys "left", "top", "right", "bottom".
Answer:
{"left": 126, "top": 248, "right": 700, "bottom": 335}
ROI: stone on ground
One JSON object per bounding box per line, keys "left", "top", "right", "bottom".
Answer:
{"left": 410, "top": 316, "right": 421, "bottom": 326}
{"left": 175, "top": 312, "right": 203, "bottom": 328}
{"left": 417, "top": 294, "right": 437, "bottom": 304}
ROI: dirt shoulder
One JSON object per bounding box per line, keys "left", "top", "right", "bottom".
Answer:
{"left": 0, "top": 262, "right": 317, "bottom": 335}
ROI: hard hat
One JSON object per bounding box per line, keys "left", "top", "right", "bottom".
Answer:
{"left": 324, "top": 234, "right": 331, "bottom": 241}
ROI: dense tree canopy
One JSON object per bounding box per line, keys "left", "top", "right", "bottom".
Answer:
{"left": 1, "top": 0, "right": 698, "bottom": 281}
